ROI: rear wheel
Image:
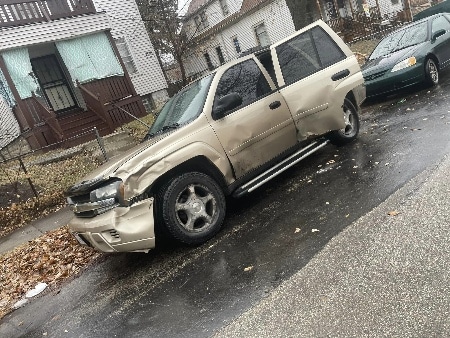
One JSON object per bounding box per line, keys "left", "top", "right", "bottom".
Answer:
{"left": 425, "top": 58, "right": 439, "bottom": 86}
{"left": 157, "top": 172, "right": 226, "bottom": 245}
{"left": 328, "top": 98, "right": 360, "bottom": 146}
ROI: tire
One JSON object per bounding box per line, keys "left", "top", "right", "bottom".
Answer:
{"left": 328, "top": 98, "right": 360, "bottom": 146}
{"left": 157, "top": 172, "right": 226, "bottom": 245}
{"left": 425, "top": 58, "right": 439, "bottom": 86}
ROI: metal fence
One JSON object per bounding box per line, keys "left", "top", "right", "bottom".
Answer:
{"left": 0, "top": 127, "right": 108, "bottom": 208}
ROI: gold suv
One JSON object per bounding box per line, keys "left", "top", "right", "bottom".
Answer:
{"left": 66, "top": 20, "right": 366, "bottom": 253}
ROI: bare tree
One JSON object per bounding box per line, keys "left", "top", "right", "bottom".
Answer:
{"left": 285, "top": 0, "right": 321, "bottom": 31}
{"left": 136, "top": 0, "right": 205, "bottom": 85}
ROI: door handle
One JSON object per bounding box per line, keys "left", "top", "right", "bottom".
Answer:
{"left": 331, "top": 69, "right": 350, "bottom": 81}
{"left": 269, "top": 101, "right": 281, "bottom": 109}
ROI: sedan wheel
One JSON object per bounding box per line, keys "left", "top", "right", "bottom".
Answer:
{"left": 425, "top": 58, "right": 439, "bottom": 86}
{"left": 157, "top": 172, "right": 226, "bottom": 245}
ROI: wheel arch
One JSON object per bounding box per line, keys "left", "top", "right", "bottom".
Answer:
{"left": 147, "top": 155, "right": 230, "bottom": 197}
{"left": 345, "top": 90, "right": 357, "bottom": 109}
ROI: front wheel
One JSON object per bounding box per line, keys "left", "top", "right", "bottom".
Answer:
{"left": 157, "top": 172, "right": 226, "bottom": 245}
{"left": 425, "top": 58, "right": 439, "bottom": 86}
{"left": 328, "top": 98, "right": 360, "bottom": 146}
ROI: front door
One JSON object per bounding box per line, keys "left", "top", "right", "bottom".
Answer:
{"left": 209, "top": 58, "right": 297, "bottom": 178}
{"left": 31, "top": 55, "right": 77, "bottom": 113}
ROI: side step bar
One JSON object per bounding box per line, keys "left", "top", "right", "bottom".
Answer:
{"left": 233, "top": 139, "right": 330, "bottom": 198}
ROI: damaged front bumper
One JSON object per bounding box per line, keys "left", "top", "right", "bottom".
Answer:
{"left": 68, "top": 198, "right": 155, "bottom": 253}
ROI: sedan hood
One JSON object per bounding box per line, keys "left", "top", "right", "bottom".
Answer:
{"left": 362, "top": 43, "right": 424, "bottom": 75}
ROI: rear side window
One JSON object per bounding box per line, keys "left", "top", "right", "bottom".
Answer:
{"left": 311, "top": 27, "right": 346, "bottom": 68}
{"left": 214, "top": 59, "right": 271, "bottom": 112}
{"left": 276, "top": 26, "right": 346, "bottom": 85}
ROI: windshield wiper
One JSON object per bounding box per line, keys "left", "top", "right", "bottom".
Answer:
{"left": 161, "top": 123, "right": 180, "bottom": 132}
{"left": 143, "top": 123, "right": 181, "bottom": 142}
{"left": 391, "top": 43, "right": 419, "bottom": 54}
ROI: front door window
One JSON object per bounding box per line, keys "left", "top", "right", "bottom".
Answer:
{"left": 31, "top": 55, "right": 77, "bottom": 113}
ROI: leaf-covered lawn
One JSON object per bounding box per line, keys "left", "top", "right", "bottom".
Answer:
{"left": 0, "top": 226, "right": 102, "bottom": 319}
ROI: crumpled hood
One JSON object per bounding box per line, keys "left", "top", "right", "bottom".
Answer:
{"left": 362, "top": 43, "right": 423, "bottom": 75}
{"left": 65, "top": 133, "right": 169, "bottom": 195}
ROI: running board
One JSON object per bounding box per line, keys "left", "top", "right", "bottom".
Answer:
{"left": 233, "top": 139, "right": 330, "bottom": 198}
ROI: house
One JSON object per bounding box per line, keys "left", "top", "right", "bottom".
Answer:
{"left": 181, "top": 0, "right": 413, "bottom": 79}
{"left": 0, "top": 0, "right": 168, "bottom": 151}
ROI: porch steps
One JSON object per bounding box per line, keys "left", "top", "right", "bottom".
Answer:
{"left": 57, "top": 109, "right": 110, "bottom": 147}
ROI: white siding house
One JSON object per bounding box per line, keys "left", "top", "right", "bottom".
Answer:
{"left": 0, "top": 97, "right": 20, "bottom": 149}
{"left": 94, "top": 0, "right": 168, "bottom": 108}
{"left": 0, "top": 0, "right": 168, "bottom": 150}
{"left": 182, "top": 0, "right": 409, "bottom": 79}
{"left": 182, "top": 0, "right": 296, "bottom": 78}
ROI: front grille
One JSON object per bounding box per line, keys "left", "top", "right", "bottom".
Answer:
{"left": 364, "top": 70, "right": 388, "bottom": 81}
{"left": 109, "top": 230, "right": 120, "bottom": 240}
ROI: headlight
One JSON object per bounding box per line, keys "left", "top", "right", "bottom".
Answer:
{"left": 90, "top": 180, "right": 124, "bottom": 203}
{"left": 391, "top": 57, "right": 417, "bottom": 72}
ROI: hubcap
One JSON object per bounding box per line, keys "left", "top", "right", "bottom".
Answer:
{"left": 175, "top": 184, "right": 217, "bottom": 232}
{"left": 340, "top": 105, "right": 356, "bottom": 137}
{"left": 428, "top": 61, "right": 438, "bottom": 83}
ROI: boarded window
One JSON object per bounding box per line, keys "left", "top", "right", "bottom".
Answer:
{"left": 56, "top": 32, "right": 124, "bottom": 84}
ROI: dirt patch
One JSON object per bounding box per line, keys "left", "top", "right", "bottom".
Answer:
{"left": 0, "top": 182, "right": 40, "bottom": 209}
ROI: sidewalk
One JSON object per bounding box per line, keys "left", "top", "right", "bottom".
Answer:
{"left": 0, "top": 207, "right": 73, "bottom": 255}
{"left": 214, "top": 155, "right": 450, "bottom": 337}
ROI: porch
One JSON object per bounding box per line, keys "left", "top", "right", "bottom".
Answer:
{"left": 0, "top": 29, "right": 147, "bottom": 150}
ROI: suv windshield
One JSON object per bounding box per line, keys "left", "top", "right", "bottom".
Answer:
{"left": 369, "top": 22, "right": 428, "bottom": 60}
{"left": 146, "top": 74, "right": 214, "bottom": 138}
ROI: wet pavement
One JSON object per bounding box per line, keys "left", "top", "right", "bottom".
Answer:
{"left": 1, "top": 78, "right": 450, "bottom": 337}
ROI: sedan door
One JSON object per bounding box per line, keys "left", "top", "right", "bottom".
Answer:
{"left": 430, "top": 15, "right": 450, "bottom": 69}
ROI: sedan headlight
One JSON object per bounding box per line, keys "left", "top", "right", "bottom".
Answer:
{"left": 391, "top": 57, "right": 417, "bottom": 72}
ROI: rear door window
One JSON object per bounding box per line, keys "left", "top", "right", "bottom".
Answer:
{"left": 276, "top": 27, "right": 345, "bottom": 85}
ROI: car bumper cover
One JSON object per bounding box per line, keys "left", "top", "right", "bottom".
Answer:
{"left": 365, "top": 65, "right": 424, "bottom": 97}
{"left": 68, "top": 198, "right": 155, "bottom": 253}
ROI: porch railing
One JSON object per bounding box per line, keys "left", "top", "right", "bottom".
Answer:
{"left": 21, "top": 93, "right": 64, "bottom": 139}
{"left": 0, "top": 0, "right": 96, "bottom": 28}
{"left": 77, "top": 76, "right": 146, "bottom": 132}
{"left": 77, "top": 81, "right": 115, "bottom": 133}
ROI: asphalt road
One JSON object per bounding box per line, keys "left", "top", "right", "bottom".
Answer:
{"left": 2, "top": 77, "right": 450, "bottom": 337}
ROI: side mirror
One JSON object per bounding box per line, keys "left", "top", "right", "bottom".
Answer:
{"left": 212, "top": 92, "right": 243, "bottom": 119}
{"left": 432, "top": 29, "right": 446, "bottom": 42}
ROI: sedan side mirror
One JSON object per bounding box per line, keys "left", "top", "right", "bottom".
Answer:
{"left": 432, "top": 29, "right": 446, "bottom": 42}
{"left": 212, "top": 92, "right": 243, "bottom": 120}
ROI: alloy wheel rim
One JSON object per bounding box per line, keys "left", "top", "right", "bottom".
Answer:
{"left": 340, "top": 106, "right": 356, "bottom": 137}
{"left": 175, "top": 184, "right": 217, "bottom": 232}
{"left": 429, "top": 61, "right": 438, "bottom": 83}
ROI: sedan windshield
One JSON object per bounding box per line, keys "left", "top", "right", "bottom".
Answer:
{"left": 369, "top": 22, "right": 428, "bottom": 60}
{"left": 146, "top": 74, "right": 214, "bottom": 138}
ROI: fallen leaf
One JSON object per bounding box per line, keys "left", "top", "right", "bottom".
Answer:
{"left": 388, "top": 210, "right": 400, "bottom": 216}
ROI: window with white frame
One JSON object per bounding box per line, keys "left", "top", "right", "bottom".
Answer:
{"left": 219, "top": 0, "right": 229, "bottom": 16}
{"left": 254, "top": 22, "right": 270, "bottom": 47}
{"left": 115, "top": 37, "right": 137, "bottom": 74}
